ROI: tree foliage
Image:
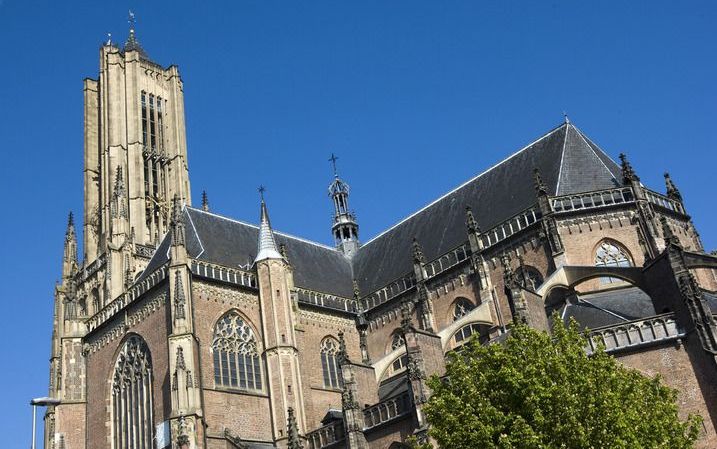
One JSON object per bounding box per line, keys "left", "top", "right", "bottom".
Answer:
{"left": 418, "top": 320, "right": 701, "bottom": 449}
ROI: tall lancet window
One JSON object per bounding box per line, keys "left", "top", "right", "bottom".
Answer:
{"left": 212, "top": 311, "right": 263, "bottom": 390}
{"left": 112, "top": 335, "right": 154, "bottom": 449}
{"left": 320, "top": 337, "right": 342, "bottom": 389}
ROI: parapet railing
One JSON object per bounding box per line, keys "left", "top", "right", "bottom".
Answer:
{"left": 362, "top": 392, "right": 413, "bottom": 431}
{"left": 75, "top": 253, "right": 106, "bottom": 283}
{"left": 306, "top": 420, "right": 345, "bottom": 449}
{"left": 644, "top": 189, "right": 685, "bottom": 215}
{"left": 586, "top": 314, "right": 684, "bottom": 354}
{"left": 190, "top": 260, "right": 257, "bottom": 289}
{"left": 424, "top": 243, "right": 471, "bottom": 279}
{"left": 134, "top": 244, "right": 156, "bottom": 259}
{"left": 550, "top": 187, "right": 634, "bottom": 214}
{"left": 361, "top": 274, "right": 417, "bottom": 311}
{"left": 87, "top": 264, "right": 168, "bottom": 332}
{"left": 480, "top": 207, "right": 542, "bottom": 248}
{"left": 296, "top": 288, "right": 357, "bottom": 313}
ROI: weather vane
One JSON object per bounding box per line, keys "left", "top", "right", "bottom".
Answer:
{"left": 328, "top": 153, "right": 339, "bottom": 176}
{"left": 563, "top": 111, "right": 570, "bottom": 124}
{"left": 258, "top": 185, "right": 266, "bottom": 201}
{"left": 128, "top": 10, "right": 136, "bottom": 30}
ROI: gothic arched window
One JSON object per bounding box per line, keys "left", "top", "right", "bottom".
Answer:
{"left": 516, "top": 266, "right": 544, "bottom": 290}
{"left": 453, "top": 298, "right": 475, "bottom": 321}
{"left": 112, "top": 335, "right": 154, "bottom": 449}
{"left": 212, "top": 311, "right": 262, "bottom": 390}
{"left": 320, "top": 337, "right": 342, "bottom": 389}
{"left": 389, "top": 331, "right": 408, "bottom": 374}
{"left": 595, "top": 240, "right": 632, "bottom": 284}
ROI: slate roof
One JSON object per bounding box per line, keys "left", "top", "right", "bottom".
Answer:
{"left": 352, "top": 122, "right": 622, "bottom": 294}
{"left": 140, "top": 208, "right": 354, "bottom": 298}
{"left": 562, "top": 286, "right": 657, "bottom": 330}
{"left": 139, "top": 122, "right": 624, "bottom": 300}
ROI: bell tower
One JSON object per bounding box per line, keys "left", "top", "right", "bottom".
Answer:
{"left": 328, "top": 154, "right": 360, "bottom": 257}
{"left": 83, "top": 12, "right": 191, "bottom": 263}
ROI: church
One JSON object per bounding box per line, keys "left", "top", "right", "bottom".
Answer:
{"left": 45, "top": 21, "right": 717, "bottom": 449}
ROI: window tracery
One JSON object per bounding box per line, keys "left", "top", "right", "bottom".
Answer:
{"left": 212, "top": 311, "right": 262, "bottom": 390}
{"left": 112, "top": 335, "right": 154, "bottom": 449}
{"left": 452, "top": 298, "right": 475, "bottom": 321}
{"left": 320, "top": 337, "right": 342, "bottom": 389}
{"left": 595, "top": 240, "right": 632, "bottom": 284}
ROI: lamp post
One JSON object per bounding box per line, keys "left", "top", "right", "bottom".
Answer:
{"left": 30, "top": 397, "right": 60, "bottom": 449}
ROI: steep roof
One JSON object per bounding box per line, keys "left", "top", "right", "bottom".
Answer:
{"left": 140, "top": 122, "right": 623, "bottom": 300}
{"left": 140, "top": 207, "right": 355, "bottom": 298}
{"left": 352, "top": 122, "right": 622, "bottom": 294}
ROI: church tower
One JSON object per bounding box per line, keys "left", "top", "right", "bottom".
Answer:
{"left": 83, "top": 13, "right": 191, "bottom": 263}
{"left": 328, "top": 154, "right": 360, "bottom": 257}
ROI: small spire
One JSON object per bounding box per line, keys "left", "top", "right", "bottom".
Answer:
{"left": 533, "top": 168, "right": 548, "bottom": 195}
{"left": 501, "top": 253, "right": 516, "bottom": 286}
{"left": 660, "top": 215, "right": 681, "bottom": 247}
{"left": 287, "top": 407, "right": 303, "bottom": 449}
{"left": 465, "top": 206, "right": 480, "bottom": 234}
{"left": 412, "top": 237, "right": 426, "bottom": 264}
{"left": 337, "top": 331, "right": 350, "bottom": 365}
{"left": 619, "top": 153, "right": 640, "bottom": 183}
{"left": 664, "top": 172, "right": 683, "bottom": 202}
{"left": 400, "top": 301, "right": 413, "bottom": 335}
{"left": 170, "top": 194, "right": 186, "bottom": 247}
{"left": 112, "top": 166, "right": 127, "bottom": 218}
{"left": 255, "top": 190, "right": 283, "bottom": 263}
{"left": 201, "top": 190, "right": 210, "bottom": 211}
{"left": 66, "top": 212, "right": 75, "bottom": 236}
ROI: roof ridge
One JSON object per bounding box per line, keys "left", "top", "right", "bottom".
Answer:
{"left": 186, "top": 207, "right": 339, "bottom": 252}
{"left": 361, "top": 122, "right": 569, "bottom": 247}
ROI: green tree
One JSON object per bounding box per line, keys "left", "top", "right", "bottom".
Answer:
{"left": 417, "top": 320, "right": 701, "bottom": 449}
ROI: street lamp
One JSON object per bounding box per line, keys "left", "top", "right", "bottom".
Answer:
{"left": 30, "top": 397, "right": 60, "bottom": 449}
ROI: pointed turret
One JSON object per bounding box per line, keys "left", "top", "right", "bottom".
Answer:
{"left": 201, "top": 190, "right": 210, "bottom": 212}
{"left": 619, "top": 153, "right": 640, "bottom": 183}
{"left": 255, "top": 189, "right": 283, "bottom": 263}
{"left": 63, "top": 212, "right": 78, "bottom": 279}
{"left": 328, "top": 154, "right": 360, "bottom": 257}
{"left": 664, "top": 172, "right": 683, "bottom": 202}
{"left": 111, "top": 166, "right": 127, "bottom": 219}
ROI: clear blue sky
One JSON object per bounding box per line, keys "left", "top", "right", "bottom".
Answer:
{"left": 1, "top": 0, "right": 715, "bottom": 445}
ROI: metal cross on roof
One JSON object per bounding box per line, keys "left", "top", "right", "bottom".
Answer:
{"left": 258, "top": 185, "right": 266, "bottom": 201}
{"left": 329, "top": 153, "right": 339, "bottom": 176}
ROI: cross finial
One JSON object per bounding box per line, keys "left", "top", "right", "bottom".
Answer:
{"left": 128, "top": 10, "right": 136, "bottom": 30}
{"left": 329, "top": 153, "right": 339, "bottom": 177}
{"left": 258, "top": 185, "right": 266, "bottom": 201}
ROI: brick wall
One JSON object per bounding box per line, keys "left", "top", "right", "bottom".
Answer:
{"left": 84, "top": 286, "right": 170, "bottom": 449}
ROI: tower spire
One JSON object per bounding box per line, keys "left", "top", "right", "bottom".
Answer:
{"left": 255, "top": 188, "right": 283, "bottom": 263}
{"left": 328, "top": 155, "right": 360, "bottom": 257}
{"left": 124, "top": 10, "right": 148, "bottom": 58}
